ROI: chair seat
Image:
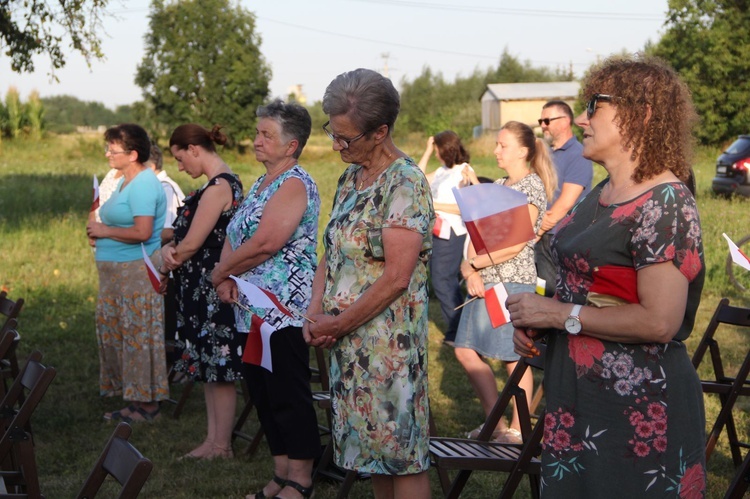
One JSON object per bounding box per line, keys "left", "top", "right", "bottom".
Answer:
{"left": 431, "top": 437, "right": 542, "bottom": 473}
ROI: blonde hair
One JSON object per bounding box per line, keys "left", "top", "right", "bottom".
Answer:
{"left": 501, "top": 121, "right": 557, "bottom": 200}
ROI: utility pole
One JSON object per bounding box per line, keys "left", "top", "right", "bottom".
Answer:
{"left": 381, "top": 53, "right": 390, "bottom": 78}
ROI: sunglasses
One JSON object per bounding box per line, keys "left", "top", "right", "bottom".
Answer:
{"left": 538, "top": 116, "right": 566, "bottom": 126}
{"left": 586, "top": 93, "right": 615, "bottom": 119}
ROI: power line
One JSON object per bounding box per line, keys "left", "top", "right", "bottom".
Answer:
{"left": 352, "top": 0, "right": 664, "bottom": 21}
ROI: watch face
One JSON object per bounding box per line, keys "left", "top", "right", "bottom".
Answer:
{"left": 565, "top": 317, "right": 582, "bottom": 335}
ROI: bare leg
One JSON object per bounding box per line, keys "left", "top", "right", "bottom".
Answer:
{"left": 505, "top": 361, "right": 533, "bottom": 432}
{"left": 182, "top": 385, "right": 214, "bottom": 458}
{"left": 455, "top": 347, "right": 504, "bottom": 429}
{"left": 209, "top": 382, "right": 237, "bottom": 457}
{"left": 371, "top": 472, "right": 431, "bottom": 499}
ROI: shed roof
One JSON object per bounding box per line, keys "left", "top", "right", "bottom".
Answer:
{"left": 482, "top": 81, "right": 580, "bottom": 101}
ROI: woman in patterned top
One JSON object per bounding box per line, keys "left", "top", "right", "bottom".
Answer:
{"left": 507, "top": 55, "right": 706, "bottom": 498}
{"left": 457, "top": 121, "right": 557, "bottom": 444}
{"left": 305, "top": 68, "right": 434, "bottom": 498}
{"left": 159, "top": 123, "right": 243, "bottom": 460}
{"left": 212, "top": 100, "right": 320, "bottom": 499}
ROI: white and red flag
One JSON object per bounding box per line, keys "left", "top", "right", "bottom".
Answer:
{"left": 485, "top": 283, "right": 511, "bottom": 328}
{"left": 230, "top": 275, "right": 293, "bottom": 317}
{"left": 452, "top": 184, "right": 534, "bottom": 255}
{"left": 242, "top": 314, "right": 276, "bottom": 372}
{"left": 432, "top": 214, "right": 451, "bottom": 240}
{"left": 140, "top": 244, "right": 161, "bottom": 293}
{"left": 724, "top": 233, "right": 750, "bottom": 272}
{"left": 90, "top": 174, "right": 100, "bottom": 212}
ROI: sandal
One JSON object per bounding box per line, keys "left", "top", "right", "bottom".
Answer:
{"left": 466, "top": 423, "right": 507, "bottom": 440}
{"left": 493, "top": 428, "right": 523, "bottom": 444}
{"left": 246, "top": 474, "right": 286, "bottom": 499}
{"left": 274, "top": 478, "right": 313, "bottom": 499}
{"left": 109, "top": 405, "right": 160, "bottom": 424}
{"left": 103, "top": 404, "right": 137, "bottom": 422}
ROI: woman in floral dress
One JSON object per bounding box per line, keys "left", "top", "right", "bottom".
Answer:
{"left": 160, "top": 124, "right": 243, "bottom": 460}
{"left": 305, "top": 68, "right": 434, "bottom": 498}
{"left": 507, "top": 55, "right": 706, "bottom": 498}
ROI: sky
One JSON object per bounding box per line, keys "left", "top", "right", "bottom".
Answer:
{"left": 0, "top": 0, "right": 670, "bottom": 109}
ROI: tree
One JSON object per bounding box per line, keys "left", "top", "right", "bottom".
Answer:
{"left": 135, "top": 0, "right": 271, "bottom": 145}
{"left": 1, "top": 0, "right": 108, "bottom": 74}
{"left": 653, "top": 0, "right": 750, "bottom": 145}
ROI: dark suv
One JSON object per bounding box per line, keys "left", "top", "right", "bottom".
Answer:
{"left": 712, "top": 135, "right": 750, "bottom": 196}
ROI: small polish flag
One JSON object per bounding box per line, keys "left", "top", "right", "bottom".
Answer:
{"left": 242, "top": 314, "right": 276, "bottom": 372}
{"left": 432, "top": 215, "right": 452, "bottom": 240}
{"left": 453, "top": 183, "right": 534, "bottom": 255}
{"left": 485, "top": 283, "right": 511, "bottom": 328}
{"left": 724, "top": 233, "right": 750, "bottom": 272}
{"left": 140, "top": 244, "right": 161, "bottom": 293}
{"left": 90, "top": 175, "right": 100, "bottom": 212}
{"left": 230, "top": 275, "right": 293, "bottom": 317}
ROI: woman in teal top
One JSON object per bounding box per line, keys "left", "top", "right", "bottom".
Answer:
{"left": 86, "top": 123, "right": 168, "bottom": 423}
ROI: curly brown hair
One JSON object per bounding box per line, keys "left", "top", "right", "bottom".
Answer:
{"left": 580, "top": 54, "right": 697, "bottom": 184}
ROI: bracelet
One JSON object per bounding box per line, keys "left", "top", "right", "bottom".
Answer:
{"left": 158, "top": 267, "right": 169, "bottom": 276}
{"left": 469, "top": 257, "right": 479, "bottom": 271}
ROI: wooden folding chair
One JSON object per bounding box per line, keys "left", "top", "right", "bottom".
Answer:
{"left": 76, "top": 422, "right": 154, "bottom": 499}
{"left": 0, "top": 292, "right": 24, "bottom": 327}
{"left": 0, "top": 350, "right": 56, "bottom": 497}
{"left": 430, "top": 344, "right": 546, "bottom": 499}
{"left": 691, "top": 298, "right": 750, "bottom": 465}
{"left": 231, "top": 378, "right": 265, "bottom": 457}
{"left": 724, "top": 447, "right": 750, "bottom": 499}
{"left": 0, "top": 321, "right": 21, "bottom": 402}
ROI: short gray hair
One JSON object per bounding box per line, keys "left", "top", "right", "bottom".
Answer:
{"left": 322, "top": 68, "right": 399, "bottom": 133}
{"left": 256, "top": 99, "right": 312, "bottom": 159}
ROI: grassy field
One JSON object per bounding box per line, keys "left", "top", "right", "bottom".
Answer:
{"left": 0, "top": 131, "right": 749, "bottom": 498}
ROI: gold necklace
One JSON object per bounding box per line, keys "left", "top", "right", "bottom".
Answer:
{"left": 358, "top": 156, "right": 390, "bottom": 189}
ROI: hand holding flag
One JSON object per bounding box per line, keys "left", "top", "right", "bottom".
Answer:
{"left": 230, "top": 275, "right": 294, "bottom": 317}
{"left": 724, "top": 233, "right": 750, "bottom": 272}
{"left": 452, "top": 183, "right": 534, "bottom": 256}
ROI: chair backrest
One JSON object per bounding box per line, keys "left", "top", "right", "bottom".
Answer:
{"left": 0, "top": 292, "right": 24, "bottom": 323}
{"left": 0, "top": 351, "right": 56, "bottom": 455}
{"left": 0, "top": 323, "right": 21, "bottom": 401}
{"left": 76, "top": 422, "right": 154, "bottom": 499}
{"left": 692, "top": 298, "right": 750, "bottom": 371}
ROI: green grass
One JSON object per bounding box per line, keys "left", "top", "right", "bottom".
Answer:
{"left": 0, "top": 133, "right": 749, "bottom": 498}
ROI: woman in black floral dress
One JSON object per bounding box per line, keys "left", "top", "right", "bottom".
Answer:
{"left": 160, "top": 124, "right": 243, "bottom": 460}
{"left": 507, "top": 56, "right": 707, "bottom": 498}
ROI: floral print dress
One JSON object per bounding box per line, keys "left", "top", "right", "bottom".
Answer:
{"left": 172, "top": 173, "right": 244, "bottom": 382}
{"left": 323, "top": 157, "right": 434, "bottom": 475}
{"left": 544, "top": 180, "right": 706, "bottom": 498}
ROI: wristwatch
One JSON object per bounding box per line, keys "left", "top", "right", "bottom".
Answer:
{"left": 564, "top": 304, "right": 583, "bottom": 335}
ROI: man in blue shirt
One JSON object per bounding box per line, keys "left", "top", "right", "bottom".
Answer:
{"left": 535, "top": 100, "right": 593, "bottom": 295}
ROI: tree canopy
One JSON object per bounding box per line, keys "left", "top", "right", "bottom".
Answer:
{"left": 1, "top": 0, "right": 108, "bottom": 74}
{"left": 135, "top": 0, "right": 271, "bottom": 145}
{"left": 653, "top": 0, "right": 750, "bottom": 145}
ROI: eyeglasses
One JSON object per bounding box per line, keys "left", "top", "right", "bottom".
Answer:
{"left": 538, "top": 116, "right": 566, "bottom": 126}
{"left": 586, "top": 93, "right": 615, "bottom": 119}
{"left": 322, "top": 121, "right": 369, "bottom": 149}
{"left": 104, "top": 146, "right": 130, "bottom": 155}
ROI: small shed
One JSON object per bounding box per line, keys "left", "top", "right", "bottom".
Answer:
{"left": 480, "top": 81, "right": 580, "bottom": 132}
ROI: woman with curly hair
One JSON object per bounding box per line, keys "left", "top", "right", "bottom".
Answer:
{"left": 507, "top": 55, "right": 706, "bottom": 497}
